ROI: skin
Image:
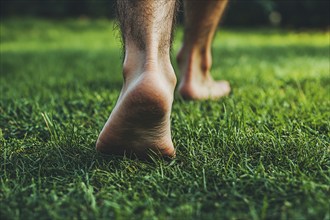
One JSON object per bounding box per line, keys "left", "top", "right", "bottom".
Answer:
{"left": 96, "top": 0, "right": 229, "bottom": 158}
{"left": 178, "top": 0, "right": 230, "bottom": 100}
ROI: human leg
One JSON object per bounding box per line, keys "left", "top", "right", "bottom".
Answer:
{"left": 96, "top": 0, "right": 178, "bottom": 158}
{"left": 177, "top": 0, "right": 230, "bottom": 100}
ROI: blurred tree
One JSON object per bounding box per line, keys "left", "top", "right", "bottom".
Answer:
{"left": 222, "top": 0, "right": 274, "bottom": 26}
{"left": 276, "top": 0, "right": 330, "bottom": 27}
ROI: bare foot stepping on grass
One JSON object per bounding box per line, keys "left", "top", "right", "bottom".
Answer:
{"left": 96, "top": 54, "right": 176, "bottom": 159}
{"left": 177, "top": 46, "right": 231, "bottom": 100}
{"left": 177, "top": 0, "right": 231, "bottom": 100}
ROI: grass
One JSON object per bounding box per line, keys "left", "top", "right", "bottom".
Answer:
{"left": 0, "top": 18, "right": 329, "bottom": 220}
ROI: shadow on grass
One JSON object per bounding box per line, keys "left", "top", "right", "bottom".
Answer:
{"left": 2, "top": 133, "right": 165, "bottom": 182}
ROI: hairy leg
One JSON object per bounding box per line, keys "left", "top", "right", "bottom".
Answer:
{"left": 96, "top": 0, "right": 178, "bottom": 158}
{"left": 177, "top": 0, "right": 230, "bottom": 100}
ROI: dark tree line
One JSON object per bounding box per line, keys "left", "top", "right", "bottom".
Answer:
{"left": 1, "top": 0, "right": 329, "bottom": 28}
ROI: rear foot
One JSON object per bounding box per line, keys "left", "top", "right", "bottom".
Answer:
{"left": 96, "top": 65, "right": 176, "bottom": 159}
{"left": 176, "top": 46, "right": 231, "bottom": 100}
{"left": 179, "top": 77, "right": 230, "bottom": 100}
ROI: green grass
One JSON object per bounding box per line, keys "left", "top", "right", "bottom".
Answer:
{"left": 1, "top": 18, "right": 329, "bottom": 220}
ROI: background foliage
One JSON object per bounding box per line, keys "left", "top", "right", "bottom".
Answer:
{"left": 1, "top": 0, "right": 329, "bottom": 28}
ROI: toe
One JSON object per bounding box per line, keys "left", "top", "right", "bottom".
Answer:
{"left": 216, "top": 80, "right": 231, "bottom": 96}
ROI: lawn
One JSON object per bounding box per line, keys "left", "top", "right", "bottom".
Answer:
{"left": 0, "top": 18, "right": 329, "bottom": 220}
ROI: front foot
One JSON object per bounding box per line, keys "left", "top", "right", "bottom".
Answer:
{"left": 96, "top": 71, "right": 176, "bottom": 159}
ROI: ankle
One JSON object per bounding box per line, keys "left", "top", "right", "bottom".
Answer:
{"left": 177, "top": 44, "right": 212, "bottom": 76}
{"left": 123, "top": 49, "right": 177, "bottom": 89}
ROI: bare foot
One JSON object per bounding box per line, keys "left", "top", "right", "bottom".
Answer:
{"left": 176, "top": 47, "right": 231, "bottom": 100}
{"left": 96, "top": 63, "right": 176, "bottom": 159}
